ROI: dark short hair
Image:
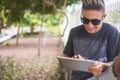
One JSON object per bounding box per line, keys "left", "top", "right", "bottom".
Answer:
{"left": 81, "top": 0, "right": 105, "bottom": 12}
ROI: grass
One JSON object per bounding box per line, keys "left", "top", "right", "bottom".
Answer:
{"left": 0, "top": 55, "right": 64, "bottom": 80}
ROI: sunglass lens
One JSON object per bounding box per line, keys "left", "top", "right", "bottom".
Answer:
{"left": 81, "top": 17, "right": 101, "bottom": 25}
{"left": 91, "top": 19, "right": 101, "bottom": 25}
{"left": 81, "top": 17, "right": 89, "bottom": 24}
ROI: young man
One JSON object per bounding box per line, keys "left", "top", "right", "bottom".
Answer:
{"left": 63, "top": 0, "right": 120, "bottom": 80}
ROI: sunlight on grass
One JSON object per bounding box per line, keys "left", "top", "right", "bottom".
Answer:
{"left": 0, "top": 55, "right": 64, "bottom": 80}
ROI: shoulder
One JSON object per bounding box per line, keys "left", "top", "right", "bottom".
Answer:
{"left": 102, "top": 23, "right": 119, "bottom": 37}
{"left": 70, "top": 25, "right": 84, "bottom": 33}
{"left": 103, "top": 23, "right": 118, "bottom": 32}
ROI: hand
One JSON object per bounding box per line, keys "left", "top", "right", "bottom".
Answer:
{"left": 72, "top": 54, "right": 85, "bottom": 60}
{"left": 88, "top": 61, "right": 104, "bottom": 77}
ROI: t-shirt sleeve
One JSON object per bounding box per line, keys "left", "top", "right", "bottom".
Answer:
{"left": 63, "top": 29, "right": 74, "bottom": 57}
{"left": 107, "top": 27, "right": 120, "bottom": 61}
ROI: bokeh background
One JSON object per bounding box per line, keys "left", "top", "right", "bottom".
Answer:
{"left": 0, "top": 0, "right": 120, "bottom": 80}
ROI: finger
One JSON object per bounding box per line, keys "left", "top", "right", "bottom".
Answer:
{"left": 88, "top": 65, "right": 102, "bottom": 74}
{"left": 77, "top": 54, "right": 84, "bottom": 60}
{"left": 94, "top": 61, "right": 99, "bottom": 66}
{"left": 94, "top": 67, "right": 103, "bottom": 72}
{"left": 94, "top": 69, "right": 102, "bottom": 76}
{"left": 93, "top": 71, "right": 102, "bottom": 77}
{"left": 87, "top": 67, "right": 93, "bottom": 72}
{"left": 77, "top": 54, "right": 82, "bottom": 59}
{"left": 94, "top": 62, "right": 103, "bottom": 70}
{"left": 73, "top": 55, "right": 77, "bottom": 59}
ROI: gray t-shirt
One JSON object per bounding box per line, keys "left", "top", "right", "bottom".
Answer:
{"left": 63, "top": 23, "right": 120, "bottom": 80}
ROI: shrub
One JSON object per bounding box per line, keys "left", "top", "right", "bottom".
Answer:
{"left": 0, "top": 56, "right": 22, "bottom": 80}
{"left": 0, "top": 56, "right": 64, "bottom": 80}
{"left": 4, "top": 40, "right": 11, "bottom": 46}
{"left": 18, "top": 56, "right": 63, "bottom": 80}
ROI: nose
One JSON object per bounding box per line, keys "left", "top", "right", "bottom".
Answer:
{"left": 87, "top": 21, "right": 95, "bottom": 28}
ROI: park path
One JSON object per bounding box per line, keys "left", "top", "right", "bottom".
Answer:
{"left": 0, "top": 36, "right": 63, "bottom": 60}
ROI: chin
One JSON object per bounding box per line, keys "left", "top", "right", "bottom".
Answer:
{"left": 87, "top": 30, "right": 96, "bottom": 34}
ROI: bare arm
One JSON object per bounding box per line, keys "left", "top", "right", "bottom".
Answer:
{"left": 72, "top": 54, "right": 113, "bottom": 77}
{"left": 88, "top": 61, "right": 113, "bottom": 77}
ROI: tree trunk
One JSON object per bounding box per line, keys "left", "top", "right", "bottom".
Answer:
{"left": 30, "top": 26, "right": 34, "bottom": 35}
{"left": 0, "top": 28, "right": 1, "bottom": 34}
{"left": 38, "top": 1, "right": 45, "bottom": 56}
{"left": 38, "top": 15, "right": 44, "bottom": 56}
{"left": 16, "top": 25, "right": 20, "bottom": 45}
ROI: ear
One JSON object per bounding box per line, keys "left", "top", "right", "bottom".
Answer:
{"left": 102, "top": 13, "right": 106, "bottom": 21}
{"left": 103, "top": 13, "right": 106, "bottom": 18}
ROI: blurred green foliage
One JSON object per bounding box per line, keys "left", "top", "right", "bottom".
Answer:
{"left": 3, "top": 40, "right": 11, "bottom": 46}
{"left": 0, "top": 56, "right": 22, "bottom": 80}
{"left": 0, "top": 0, "right": 80, "bottom": 27}
{"left": 107, "top": 11, "right": 120, "bottom": 21}
{"left": 0, "top": 0, "right": 80, "bottom": 35}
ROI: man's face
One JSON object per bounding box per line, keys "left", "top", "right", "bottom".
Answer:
{"left": 81, "top": 9, "right": 106, "bottom": 34}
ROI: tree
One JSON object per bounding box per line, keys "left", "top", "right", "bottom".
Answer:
{"left": 29, "top": 0, "right": 80, "bottom": 56}
{"left": 0, "top": 0, "right": 80, "bottom": 31}
{"left": 0, "top": 0, "right": 80, "bottom": 56}
{"left": 0, "top": 0, "right": 31, "bottom": 27}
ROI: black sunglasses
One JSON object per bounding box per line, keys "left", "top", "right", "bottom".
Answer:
{"left": 81, "top": 17, "right": 101, "bottom": 25}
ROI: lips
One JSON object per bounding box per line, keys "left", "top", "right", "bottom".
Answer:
{"left": 85, "top": 28, "right": 96, "bottom": 33}
{"left": 87, "top": 28, "right": 94, "bottom": 31}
